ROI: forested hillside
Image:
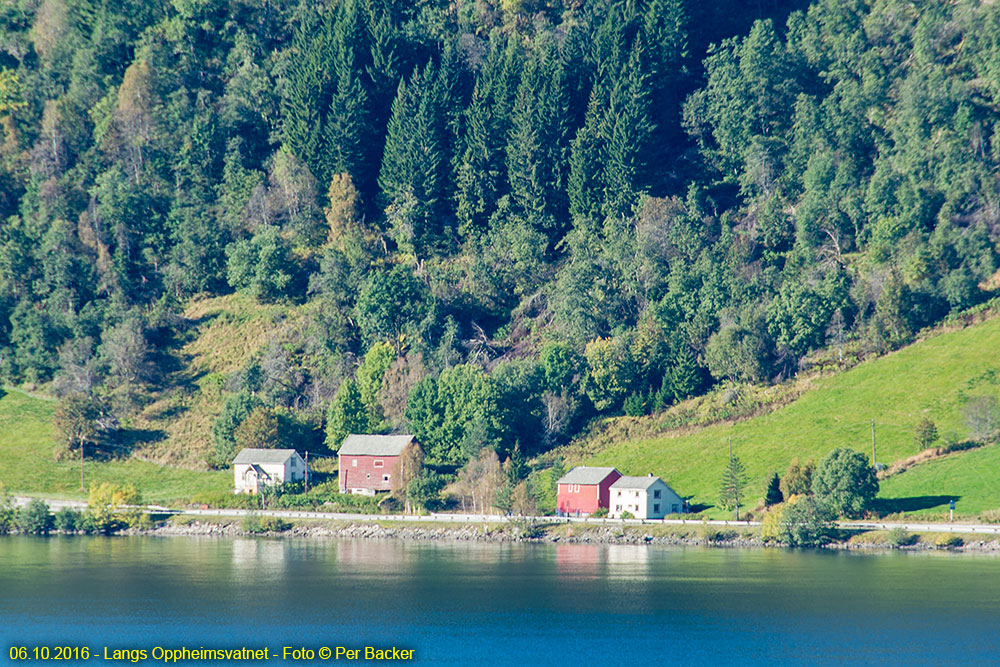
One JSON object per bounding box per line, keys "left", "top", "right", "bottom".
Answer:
{"left": 2, "top": 0, "right": 1000, "bottom": 483}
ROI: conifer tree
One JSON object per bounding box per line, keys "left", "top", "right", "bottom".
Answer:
{"left": 455, "top": 33, "right": 520, "bottom": 238}
{"left": 507, "top": 40, "right": 570, "bottom": 242}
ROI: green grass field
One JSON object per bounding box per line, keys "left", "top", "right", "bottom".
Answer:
{"left": 877, "top": 444, "right": 1000, "bottom": 516}
{"left": 582, "top": 318, "right": 1000, "bottom": 517}
{"left": 0, "top": 387, "right": 230, "bottom": 504}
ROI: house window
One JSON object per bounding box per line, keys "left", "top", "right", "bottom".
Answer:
{"left": 352, "top": 459, "right": 358, "bottom": 467}
{"left": 672, "top": 504, "right": 678, "bottom": 513}
{"left": 654, "top": 503, "right": 660, "bottom": 513}
{"left": 653, "top": 490, "right": 661, "bottom": 499}
{"left": 617, "top": 490, "right": 622, "bottom": 497}
{"left": 615, "top": 505, "right": 621, "bottom": 511}
{"left": 374, "top": 460, "right": 384, "bottom": 468}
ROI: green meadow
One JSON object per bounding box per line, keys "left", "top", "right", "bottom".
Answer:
{"left": 583, "top": 317, "right": 1000, "bottom": 517}
{"left": 0, "top": 388, "right": 229, "bottom": 504}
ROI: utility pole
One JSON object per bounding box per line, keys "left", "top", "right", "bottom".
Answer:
{"left": 871, "top": 419, "right": 877, "bottom": 468}
{"left": 304, "top": 451, "right": 309, "bottom": 494}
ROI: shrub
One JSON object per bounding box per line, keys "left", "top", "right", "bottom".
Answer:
{"left": 242, "top": 514, "right": 291, "bottom": 534}
{"left": 703, "top": 528, "right": 738, "bottom": 543}
{"left": 812, "top": 448, "right": 878, "bottom": 518}
{"left": 590, "top": 507, "right": 608, "bottom": 518}
{"left": 933, "top": 533, "right": 964, "bottom": 548}
{"left": 887, "top": 526, "right": 916, "bottom": 548}
{"left": 0, "top": 492, "right": 15, "bottom": 535}
{"left": 760, "top": 502, "right": 785, "bottom": 542}
{"left": 16, "top": 499, "right": 53, "bottom": 535}
{"left": 620, "top": 510, "right": 635, "bottom": 520}
{"left": 53, "top": 508, "right": 84, "bottom": 532}
{"left": 779, "top": 496, "right": 835, "bottom": 547}
{"left": 87, "top": 482, "right": 144, "bottom": 533}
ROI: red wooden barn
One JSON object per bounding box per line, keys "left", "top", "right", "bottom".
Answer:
{"left": 556, "top": 466, "right": 622, "bottom": 516}
{"left": 338, "top": 434, "right": 418, "bottom": 495}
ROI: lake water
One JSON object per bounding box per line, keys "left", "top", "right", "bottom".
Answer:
{"left": 1, "top": 536, "right": 998, "bottom": 665}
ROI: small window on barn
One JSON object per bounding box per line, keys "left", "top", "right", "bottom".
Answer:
{"left": 383, "top": 474, "right": 390, "bottom": 482}
{"left": 374, "top": 460, "right": 384, "bottom": 468}
{"left": 366, "top": 473, "right": 371, "bottom": 479}
{"left": 352, "top": 459, "right": 358, "bottom": 467}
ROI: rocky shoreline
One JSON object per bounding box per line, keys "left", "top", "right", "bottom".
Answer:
{"left": 137, "top": 519, "right": 1000, "bottom": 553}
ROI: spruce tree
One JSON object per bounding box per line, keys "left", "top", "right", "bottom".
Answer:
{"left": 507, "top": 40, "right": 570, "bottom": 242}
{"left": 719, "top": 440, "right": 747, "bottom": 519}
{"left": 280, "top": 13, "right": 336, "bottom": 183}
{"left": 455, "top": 34, "right": 521, "bottom": 238}
{"left": 669, "top": 343, "right": 700, "bottom": 401}
{"left": 765, "top": 472, "right": 784, "bottom": 506}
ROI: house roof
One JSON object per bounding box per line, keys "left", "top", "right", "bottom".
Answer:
{"left": 233, "top": 448, "right": 300, "bottom": 465}
{"left": 338, "top": 434, "right": 415, "bottom": 457}
{"left": 557, "top": 466, "right": 620, "bottom": 486}
{"left": 611, "top": 475, "right": 678, "bottom": 495}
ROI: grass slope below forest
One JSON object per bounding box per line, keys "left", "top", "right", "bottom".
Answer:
{"left": 0, "top": 388, "right": 230, "bottom": 503}
{"left": 579, "top": 317, "right": 1000, "bottom": 518}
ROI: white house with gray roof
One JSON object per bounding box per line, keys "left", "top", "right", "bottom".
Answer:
{"left": 233, "top": 448, "right": 306, "bottom": 494}
{"left": 609, "top": 474, "right": 684, "bottom": 519}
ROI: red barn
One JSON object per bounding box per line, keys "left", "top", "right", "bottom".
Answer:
{"left": 556, "top": 466, "right": 622, "bottom": 516}
{"left": 339, "top": 434, "right": 418, "bottom": 495}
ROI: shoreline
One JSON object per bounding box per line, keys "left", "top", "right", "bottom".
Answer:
{"left": 119, "top": 518, "right": 1000, "bottom": 554}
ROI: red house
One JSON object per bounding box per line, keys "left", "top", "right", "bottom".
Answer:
{"left": 556, "top": 466, "right": 622, "bottom": 516}
{"left": 338, "top": 434, "right": 418, "bottom": 495}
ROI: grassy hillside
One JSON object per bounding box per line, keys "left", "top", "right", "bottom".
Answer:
{"left": 578, "top": 317, "right": 1000, "bottom": 517}
{"left": 878, "top": 444, "right": 1000, "bottom": 517}
{"left": 0, "top": 388, "right": 230, "bottom": 503}
{"left": 132, "top": 293, "right": 306, "bottom": 467}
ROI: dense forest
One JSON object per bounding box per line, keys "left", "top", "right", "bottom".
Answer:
{"left": 2, "top": 0, "right": 1000, "bottom": 477}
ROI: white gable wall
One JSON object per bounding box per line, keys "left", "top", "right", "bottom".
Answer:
{"left": 234, "top": 454, "right": 306, "bottom": 494}
{"left": 609, "top": 479, "right": 684, "bottom": 519}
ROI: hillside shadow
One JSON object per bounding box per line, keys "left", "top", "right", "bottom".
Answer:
{"left": 687, "top": 502, "right": 713, "bottom": 514}
{"left": 874, "top": 495, "right": 959, "bottom": 514}
{"left": 96, "top": 428, "right": 167, "bottom": 459}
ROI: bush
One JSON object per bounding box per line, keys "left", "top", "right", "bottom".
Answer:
{"left": 53, "top": 508, "right": 84, "bottom": 532}
{"left": 887, "top": 526, "right": 916, "bottom": 548}
{"left": 242, "top": 514, "right": 291, "bottom": 533}
{"left": 15, "top": 499, "right": 53, "bottom": 535}
{"left": 620, "top": 510, "right": 635, "bottom": 520}
{"left": 703, "top": 527, "right": 738, "bottom": 543}
{"left": 590, "top": 507, "right": 608, "bottom": 518}
{"left": 760, "top": 502, "right": 785, "bottom": 542}
{"left": 191, "top": 491, "right": 262, "bottom": 510}
{"left": 933, "top": 533, "right": 964, "bottom": 548}
{"left": 812, "top": 448, "right": 878, "bottom": 518}
{"left": 779, "top": 496, "right": 835, "bottom": 547}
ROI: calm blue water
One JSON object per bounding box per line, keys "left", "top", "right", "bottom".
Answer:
{"left": 1, "top": 536, "right": 998, "bottom": 665}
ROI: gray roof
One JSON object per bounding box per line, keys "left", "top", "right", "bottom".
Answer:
{"left": 557, "top": 466, "right": 620, "bottom": 486}
{"left": 611, "top": 475, "right": 678, "bottom": 495}
{"left": 338, "top": 434, "right": 415, "bottom": 456}
{"left": 233, "top": 448, "right": 300, "bottom": 465}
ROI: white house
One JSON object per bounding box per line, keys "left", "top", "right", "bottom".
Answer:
{"left": 608, "top": 474, "right": 684, "bottom": 519}
{"left": 233, "top": 448, "right": 306, "bottom": 494}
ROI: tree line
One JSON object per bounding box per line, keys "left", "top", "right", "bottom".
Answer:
{"left": 2, "top": 0, "right": 1000, "bottom": 475}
